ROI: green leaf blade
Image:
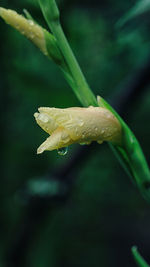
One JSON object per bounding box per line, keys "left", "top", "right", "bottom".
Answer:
{"left": 132, "top": 246, "right": 150, "bottom": 267}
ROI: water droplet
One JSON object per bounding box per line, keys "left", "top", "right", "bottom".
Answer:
{"left": 106, "top": 114, "right": 111, "bottom": 119}
{"left": 38, "top": 114, "right": 49, "bottom": 123}
{"left": 57, "top": 147, "right": 68, "bottom": 156}
{"left": 80, "top": 141, "right": 91, "bottom": 145}
{"left": 61, "top": 133, "right": 70, "bottom": 143}
{"left": 28, "top": 20, "right": 34, "bottom": 26}
{"left": 80, "top": 142, "right": 86, "bottom": 146}
{"left": 97, "top": 140, "right": 103, "bottom": 144}
{"left": 61, "top": 132, "right": 68, "bottom": 140}
{"left": 75, "top": 128, "right": 79, "bottom": 137}
{"left": 78, "top": 120, "right": 84, "bottom": 126}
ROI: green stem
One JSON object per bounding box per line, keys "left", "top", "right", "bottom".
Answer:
{"left": 132, "top": 246, "right": 150, "bottom": 267}
{"left": 39, "top": 0, "right": 97, "bottom": 107}
{"left": 38, "top": 0, "right": 150, "bottom": 201}
{"left": 99, "top": 97, "right": 150, "bottom": 200}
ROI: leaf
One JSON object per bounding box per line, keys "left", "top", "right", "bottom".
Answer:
{"left": 97, "top": 96, "right": 150, "bottom": 202}
{"left": 132, "top": 246, "right": 150, "bottom": 267}
{"left": 117, "top": 0, "right": 150, "bottom": 27}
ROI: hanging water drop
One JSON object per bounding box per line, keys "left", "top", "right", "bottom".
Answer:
{"left": 57, "top": 147, "right": 68, "bottom": 156}
{"left": 79, "top": 142, "right": 86, "bottom": 146}
{"left": 80, "top": 141, "right": 91, "bottom": 146}
{"left": 97, "top": 140, "right": 103, "bottom": 144}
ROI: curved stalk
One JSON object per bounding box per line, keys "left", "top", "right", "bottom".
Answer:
{"left": 38, "top": 0, "right": 150, "bottom": 201}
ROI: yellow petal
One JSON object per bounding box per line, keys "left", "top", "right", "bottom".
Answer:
{"left": 37, "top": 127, "right": 72, "bottom": 153}
{"left": 34, "top": 111, "right": 58, "bottom": 135}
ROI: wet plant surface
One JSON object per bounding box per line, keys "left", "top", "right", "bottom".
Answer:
{"left": 1, "top": 0, "right": 150, "bottom": 266}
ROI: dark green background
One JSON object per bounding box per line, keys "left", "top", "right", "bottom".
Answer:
{"left": 1, "top": 0, "right": 150, "bottom": 266}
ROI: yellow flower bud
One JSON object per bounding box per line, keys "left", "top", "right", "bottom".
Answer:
{"left": 34, "top": 106, "right": 122, "bottom": 154}
{"left": 0, "top": 7, "right": 49, "bottom": 56}
{"left": 0, "top": 7, "right": 64, "bottom": 65}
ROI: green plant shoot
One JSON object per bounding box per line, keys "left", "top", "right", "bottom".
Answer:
{"left": 38, "top": 0, "right": 150, "bottom": 202}
{"left": 0, "top": 1, "right": 150, "bottom": 202}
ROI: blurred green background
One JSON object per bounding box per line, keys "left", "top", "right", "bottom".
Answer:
{"left": 1, "top": 0, "right": 150, "bottom": 266}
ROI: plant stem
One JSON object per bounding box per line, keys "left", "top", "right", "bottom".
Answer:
{"left": 99, "top": 96, "right": 150, "bottom": 200}
{"left": 132, "top": 246, "right": 150, "bottom": 267}
{"left": 39, "top": 0, "right": 97, "bottom": 107}
{"left": 39, "top": 0, "right": 150, "bottom": 201}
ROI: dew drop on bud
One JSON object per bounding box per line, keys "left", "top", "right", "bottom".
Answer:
{"left": 28, "top": 20, "right": 34, "bottom": 26}
{"left": 57, "top": 147, "right": 68, "bottom": 156}
{"left": 78, "top": 120, "right": 84, "bottom": 126}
